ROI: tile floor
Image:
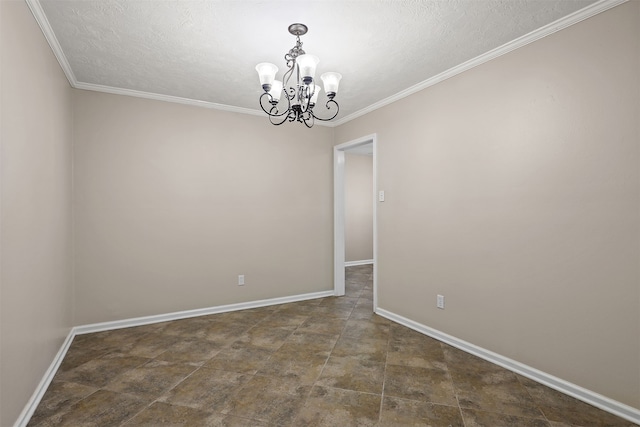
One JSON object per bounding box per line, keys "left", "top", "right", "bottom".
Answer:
{"left": 28, "top": 265, "right": 637, "bottom": 426}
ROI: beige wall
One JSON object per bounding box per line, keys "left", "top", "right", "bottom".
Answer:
{"left": 335, "top": 1, "right": 640, "bottom": 408}
{"left": 0, "top": 1, "right": 74, "bottom": 425}
{"left": 345, "top": 153, "right": 373, "bottom": 262}
{"left": 73, "top": 90, "right": 334, "bottom": 324}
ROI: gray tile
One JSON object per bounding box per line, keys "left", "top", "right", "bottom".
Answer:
{"left": 461, "top": 408, "right": 551, "bottom": 427}
{"left": 158, "top": 367, "right": 250, "bottom": 411}
{"left": 258, "top": 349, "right": 328, "bottom": 384}
{"left": 258, "top": 312, "right": 309, "bottom": 328}
{"left": 121, "top": 332, "right": 182, "bottom": 358}
{"left": 331, "top": 336, "right": 388, "bottom": 363}
{"left": 295, "top": 386, "right": 381, "bottom": 426}
{"left": 37, "top": 390, "right": 145, "bottom": 426}
{"left": 221, "top": 375, "right": 311, "bottom": 425}
{"left": 451, "top": 368, "right": 544, "bottom": 419}
{"left": 234, "top": 325, "right": 293, "bottom": 350}
{"left": 384, "top": 364, "right": 457, "bottom": 406}
{"left": 154, "top": 337, "right": 225, "bottom": 365}
{"left": 154, "top": 317, "right": 211, "bottom": 339}
{"left": 296, "top": 315, "right": 348, "bottom": 337}
{"left": 27, "top": 381, "right": 97, "bottom": 426}
{"left": 380, "top": 396, "right": 464, "bottom": 427}
{"left": 280, "top": 330, "right": 339, "bottom": 356}
{"left": 200, "top": 322, "right": 254, "bottom": 345}
{"left": 122, "top": 401, "right": 271, "bottom": 426}
{"left": 122, "top": 402, "right": 217, "bottom": 426}
{"left": 518, "top": 375, "right": 638, "bottom": 427}
{"left": 387, "top": 335, "right": 447, "bottom": 370}
{"left": 104, "top": 359, "right": 197, "bottom": 401}
{"left": 54, "top": 353, "right": 150, "bottom": 388}
{"left": 342, "top": 319, "right": 390, "bottom": 340}
{"left": 316, "top": 355, "right": 385, "bottom": 394}
{"left": 203, "top": 342, "right": 274, "bottom": 374}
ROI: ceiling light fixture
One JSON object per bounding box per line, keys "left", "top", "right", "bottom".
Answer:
{"left": 256, "top": 23, "right": 342, "bottom": 128}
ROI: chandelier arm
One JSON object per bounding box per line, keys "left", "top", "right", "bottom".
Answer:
{"left": 258, "top": 93, "right": 289, "bottom": 118}
{"left": 310, "top": 99, "right": 340, "bottom": 122}
{"left": 278, "top": 87, "right": 294, "bottom": 114}
{"left": 301, "top": 110, "right": 314, "bottom": 128}
{"left": 282, "top": 60, "right": 296, "bottom": 91}
{"left": 268, "top": 109, "right": 291, "bottom": 126}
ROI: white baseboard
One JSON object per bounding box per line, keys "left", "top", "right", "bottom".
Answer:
{"left": 14, "top": 332, "right": 75, "bottom": 427}
{"left": 345, "top": 259, "right": 374, "bottom": 267}
{"left": 14, "top": 290, "right": 333, "bottom": 427}
{"left": 74, "top": 290, "right": 334, "bottom": 335}
{"left": 375, "top": 307, "right": 640, "bottom": 425}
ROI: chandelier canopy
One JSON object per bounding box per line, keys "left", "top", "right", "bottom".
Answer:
{"left": 255, "top": 23, "right": 342, "bottom": 128}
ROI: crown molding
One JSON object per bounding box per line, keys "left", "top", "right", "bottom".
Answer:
{"left": 26, "top": 0, "right": 626, "bottom": 128}
{"left": 25, "top": 0, "right": 77, "bottom": 86}
{"left": 73, "top": 82, "right": 265, "bottom": 117}
{"left": 72, "top": 82, "right": 336, "bottom": 127}
{"left": 332, "top": 0, "right": 628, "bottom": 127}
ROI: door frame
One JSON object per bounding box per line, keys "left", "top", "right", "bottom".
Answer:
{"left": 333, "top": 133, "right": 378, "bottom": 310}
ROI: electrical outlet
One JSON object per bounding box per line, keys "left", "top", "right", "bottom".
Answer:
{"left": 437, "top": 294, "right": 445, "bottom": 309}
{"left": 238, "top": 275, "right": 245, "bottom": 286}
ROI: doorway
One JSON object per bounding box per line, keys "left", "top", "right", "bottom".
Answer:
{"left": 334, "top": 134, "right": 377, "bottom": 311}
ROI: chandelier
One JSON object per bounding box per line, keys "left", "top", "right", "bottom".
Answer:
{"left": 255, "top": 23, "right": 342, "bottom": 128}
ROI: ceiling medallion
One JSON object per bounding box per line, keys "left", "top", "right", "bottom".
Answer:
{"left": 255, "top": 23, "right": 342, "bottom": 128}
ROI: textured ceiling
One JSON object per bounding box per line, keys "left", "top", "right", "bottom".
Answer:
{"left": 31, "top": 0, "right": 604, "bottom": 124}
